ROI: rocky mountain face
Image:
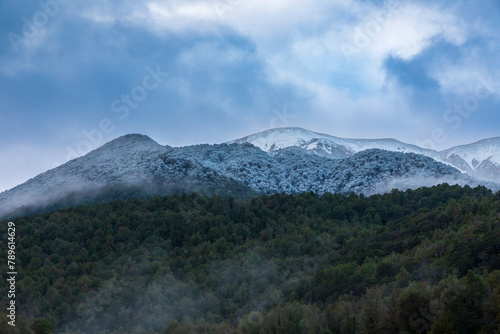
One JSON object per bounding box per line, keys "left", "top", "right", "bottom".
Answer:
{"left": 0, "top": 128, "right": 498, "bottom": 219}
{"left": 439, "top": 137, "right": 500, "bottom": 183}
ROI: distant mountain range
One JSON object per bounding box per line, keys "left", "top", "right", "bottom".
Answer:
{"left": 1, "top": 127, "right": 499, "bottom": 219}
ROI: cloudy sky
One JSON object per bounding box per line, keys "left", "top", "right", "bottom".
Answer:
{"left": 1, "top": 0, "right": 499, "bottom": 192}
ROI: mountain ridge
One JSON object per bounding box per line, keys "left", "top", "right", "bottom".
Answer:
{"left": 229, "top": 127, "right": 500, "bottom": 182}
{"left": 1, "top": 127, "right": 499, "bottom": 219}
{"left": 226, "top": 127, "right": 440, "bottom": 157}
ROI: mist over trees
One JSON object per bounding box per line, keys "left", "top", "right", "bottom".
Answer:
{"left": 1, "top": 184, "right": 500, "bottom": 333}
{"left": 5, "top": 133, "right": 496, "bottom": 222}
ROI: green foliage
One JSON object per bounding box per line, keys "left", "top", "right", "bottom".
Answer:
{"left": 0, "top": 313, "right": 32, "bottom": 333}
{"left": 260, "top": 303, "right": 327, "bottom": 334}
{"left": 0, "top": 184, "right": 499, "bottom": 333}
{"left": 30, "top": 319, "right": 54, "bottom": 334}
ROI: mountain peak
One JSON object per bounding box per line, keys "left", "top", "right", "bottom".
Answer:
{"left": 439, "top": 136, "right": 500, "bottom": 177}
{"left": 228, "top": 127, "right": 437, "bottom": 159}
{"left": 106, "top": 133, "right": 159, "bottom": 146}
{"left": 233, "top": 127, "right": 335, "bottom": 140}
{"left": 2, "top": 127, "right": 500, "bottom": 220}
{"left": 85, "top": 133, "right": 164, "bottom": 156}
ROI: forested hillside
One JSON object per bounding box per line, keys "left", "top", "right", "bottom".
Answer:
{"left": 1, "top": 184, "right": 500, "bottom": 333}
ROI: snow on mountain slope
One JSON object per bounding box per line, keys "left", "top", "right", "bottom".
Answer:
{"left": 1, "top": 129, "right": 499, "bottom": 219}
{"left": 440, "top": 137, "right": 500, "bottom": 182}
{"left": 0, "top": 134, "right": 169, "bottom": 218}
{"left": 227, "top": 127, "right": 440, "bottom": 159}
{"left": 174, "top": 144, "right": 473, "bottom": 196}
{"left": 0, "top": 135, "right": 258, "bottom": 219}
{"left": 229, "top": 127, "right": 500, "bottom": 183}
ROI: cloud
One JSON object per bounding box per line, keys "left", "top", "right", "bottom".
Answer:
{"left": 375, "top": 2, "right": 466, "bottom": 59}
{"left": 0, "top": 0, "right": 499, "bottom": 190}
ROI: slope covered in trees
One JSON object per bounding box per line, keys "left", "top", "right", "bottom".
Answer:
{"left": 6, "top": 132, "right": 497, "bottom": 222}
{"left": 1, "top": 184, "right": 500, "bottom": 333}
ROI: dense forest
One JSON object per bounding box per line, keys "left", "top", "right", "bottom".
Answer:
{"left": 1, "top": 184, "right": 500, "bottom": 333}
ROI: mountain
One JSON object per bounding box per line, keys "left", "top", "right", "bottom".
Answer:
{"left": 230, "top": 127, "right": 500, "bottom": 182}
{"left": 227, "top": 127, "right": 439, "bottom": 159}
{"left": 171, "top": 144, "right": 471, "bottom": 195}
{"left": 0, "top": 128, "right": 498, "bottom": 219}
{"left": 0, "top": 135, "right": 259, "bottom": 219}
{"left": 439, "top": 137, "right": 500, "bottom": 182}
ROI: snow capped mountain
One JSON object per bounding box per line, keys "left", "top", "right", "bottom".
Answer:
{"left": 439, "top": 137, "right": 500, "bottom": 183}
{"left": 0, "top": 135, "right": 257, "bottom": 219}
{"left": 230, "top": 127, "right": 500, "bottom": 183}
{"left": 0, "top": 128, "right": 498, "bottom": 219}
{"left": 227, "top": 127, "right": 440, "bottom": 159}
